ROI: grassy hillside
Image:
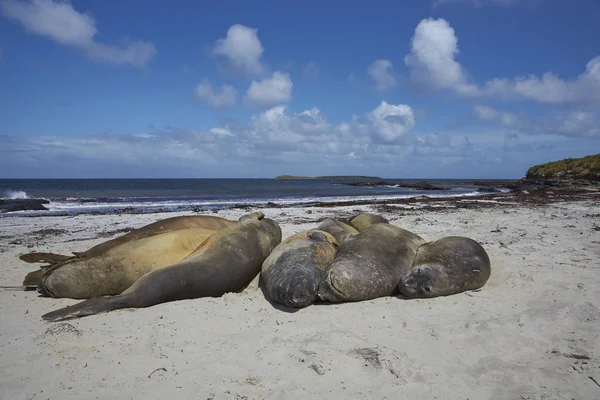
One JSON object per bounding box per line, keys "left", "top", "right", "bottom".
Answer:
{"left": 525, "top": 154, "right": 600, "bottom": 181}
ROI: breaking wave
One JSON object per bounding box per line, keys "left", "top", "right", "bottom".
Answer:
{"left": 2, "top": 190, "right": 30, "bottom": 200}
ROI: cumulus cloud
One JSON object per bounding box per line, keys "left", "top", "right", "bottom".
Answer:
{"left": 481, "top": 57, "right": 600, "bottom": 104}
{"left": 213, "top": 24, "right": 265, "bottom": 77}
{"left": 367, "top": 59, "right": 397, "bottom": 92}
{"left": 0, "top": 0, "right": 156, "bottom": 67}
{"left": 194, "top": 80, "right": 237, "bottom": 108}
{"left": 404, "top": 18, "right": 476, "bottom": 95}
{"left": 368, "top": 101, "right": 415, "bottom": 142}
{"left": 405, "top": 18, "right": 600, "bottom": 105}
{"left": 473, "top": 105, "right": 600, "bottom": 138}
{"left": 244, "top": 71, "right": 293, "bottom": 107}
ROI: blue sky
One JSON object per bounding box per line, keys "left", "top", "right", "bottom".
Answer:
{"left": 0, "top": 0, "right": 598, "bottom": 178}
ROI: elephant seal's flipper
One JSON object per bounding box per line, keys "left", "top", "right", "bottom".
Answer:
{"left": 42, "top": 295, "right": 132, "bottom": 322}
{"left": 23, "top": 268, "right": 47, "bottom": 286}
{"left": 19, "top": 252, "right": 72, "bottom": 264}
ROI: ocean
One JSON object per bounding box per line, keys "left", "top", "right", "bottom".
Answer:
{"left": 0, "top": 178, "right": 510, "bottom": 216}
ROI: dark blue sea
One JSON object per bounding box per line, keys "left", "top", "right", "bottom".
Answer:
{"left": 0, "top": 178, "right": 510, "bottom": 216}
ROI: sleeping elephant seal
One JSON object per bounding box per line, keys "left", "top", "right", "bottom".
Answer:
{"left": 261, "top": 230, "right": 339, "bottom": 308}
{"left": 349, "top": 213, "right": 389, "bottom": 232}
{"left": 398, "top": 236, "right": 491, "bottom": 298}
{"left": 318, "top": 223, "right": 425, "bottom": 302}
{"left": 36, "top": 227, "right": 219, "bottom": 299}
{"left": 316, "top": 218, "right": 358, "bottom": 244}
{"left": 20, "top": 214, "right": 236, "bottom": 265}
{"left": 41, "top": 212, "right": 282, "bottom": 322}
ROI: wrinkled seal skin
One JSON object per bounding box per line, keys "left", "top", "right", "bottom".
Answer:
{"left": 318, "top": 223, "right": 425, "bottom": 302}
{"left": 21, "top": 215, "right": 236, "bottom": 287}
{"left": 399, "top": 236, "right": 491, "bottom": 298}
{"left": 316, "top": 218, "right": 359, "bottom": 244}
{"left": 261, "top": 230, "right": 339, "bottom": 308}
{"left": 36, "top": 227, "right": 219, "bottom": 299}
{"left": 349, "top": 213, "right": 389, "bottom": 232}
{"left": 41, "top": 212, "right": 282, "bottom": 322}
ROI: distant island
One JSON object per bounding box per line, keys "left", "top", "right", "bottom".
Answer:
{"left": 275, "top": 154, "right": 600, "bottom": 191}
{"left": 274, "top": 175, "right": 383, "bottom": 180}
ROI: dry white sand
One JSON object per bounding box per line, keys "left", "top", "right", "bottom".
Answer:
{"left": 1, "top": 199, "right": 599, "bottom": 400}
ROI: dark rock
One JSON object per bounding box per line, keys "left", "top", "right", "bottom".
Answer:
{"left": 331, "top": 181, "right": 447, "bottom": 190}
{"left": 477, "top": 187, "right": 502, "bottom": 193}
{"left": 0, "top": 198, "right": 50, "bottom": 213}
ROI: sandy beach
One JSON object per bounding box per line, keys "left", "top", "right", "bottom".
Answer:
{"left": 1, "top": 192, "right": 599, "bottom": 400}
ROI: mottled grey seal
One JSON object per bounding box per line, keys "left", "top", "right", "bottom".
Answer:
{"left": 261, "top": 229, "right": 339, "bottom": 308}
{"left": 316, "top": 218, "right": 359, "bottom": 244}
{"left": 41, "top": 212, "right": 282, "bottom": 321}
{"left": 20, "top": 215, "right": 236, "bottom": 287}
{"left": 349, "top": 213, "right": 389, "bottom": 232}
{"left": 398, "top": 236, "right": 491, "bottom": 298}
{"left": 318, "top": 223, "right": 425, "bottom": 302}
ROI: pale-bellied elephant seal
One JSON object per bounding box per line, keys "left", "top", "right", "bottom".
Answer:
{"left": 349, "top": 213, "right": 389, "bottom": 232}
{"left": 316, "top": 218, "right": 358, "bottom": 244}
{"left": 398, "top": 236, "right": 491, "bottom": 298}
{"left": 36, "top": 227, "right": 219, "bottom": 299}
{"left": 41, "top": 212, "right": 282, "bottom": 322}
{"left": 20, "top": 214, "right": 236, "bottom": 286}
{"left": 318, "top": 223, "right": 425, "bottom": 302}
{"left": 261, "top": 230, "right": 339, "bottom": 308}
{"left": 20, "top": 215, "right": 235, "bottom": 263}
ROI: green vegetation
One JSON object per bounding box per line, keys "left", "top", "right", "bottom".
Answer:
{"left": 525, "top": 154, "right": 600, "bottom": 181}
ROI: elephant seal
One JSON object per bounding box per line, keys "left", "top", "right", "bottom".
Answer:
{"left": 19, "top": 215, "right": 236, "bottom": 263}
{"left": 261, "top": 230, "right": 339, "bottom": 308}
{"left": 36, "top": 227, "right": 219, "bottom": 299}
{"left": 316, "top": 218, "right": 358, "bottom": 244}
{"left": 41, "top": 212, "right": 282, "bottom": 322}
{"left": 349, "top": 213, "right": 389, "bottom": 232}
{"left": 20, "top": 214, "right": 236, "bottom": 286}
{"left": 398, "top": 236, "right": 491, "bottom": 298}
{"left": 318, "top": 223, "right": 425, "bottom": 302}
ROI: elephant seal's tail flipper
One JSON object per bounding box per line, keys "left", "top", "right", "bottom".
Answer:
{"left": 23, "top": 269, "right": 47, "bottom": 286}
{"left": 42, "top": 295, "right": 133, "bottom": 322}
{"left": 19, "top": 252, "right": 72, "bottom": 264}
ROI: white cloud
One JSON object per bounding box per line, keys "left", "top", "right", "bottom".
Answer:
{"left": 473, "top": 105, "right": 600, "bottom": 138}
{"left": 404, "top": 18, "right": 474, "bottom": 94}
{"left": 405, "top": 18, "right": 600, "bottom": 104}
{"left": 194, "top": 80, "right": 237, "bottom": 108}
{"left": 473, "top": 105, "right": 517, "bottom": 126}
{"left": 367, "top": 59, "right": 397, "bottom": 92}
{"left": 302, "top": 61, "right": 319, "bottom": 82}
{"left": 244, "top": 71, "right": 293, "bottom": 107}
{"left": 481, "top": 57, "right": 600, "bottom": 104}
{"left": 368, "top": 101, "right": 415, "bottom": 142}
{"left": 0, "top": 0, "right": 156, "bottom": 67}
{"left": 213, "top": 24, "right": 265, "bottom": 76}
